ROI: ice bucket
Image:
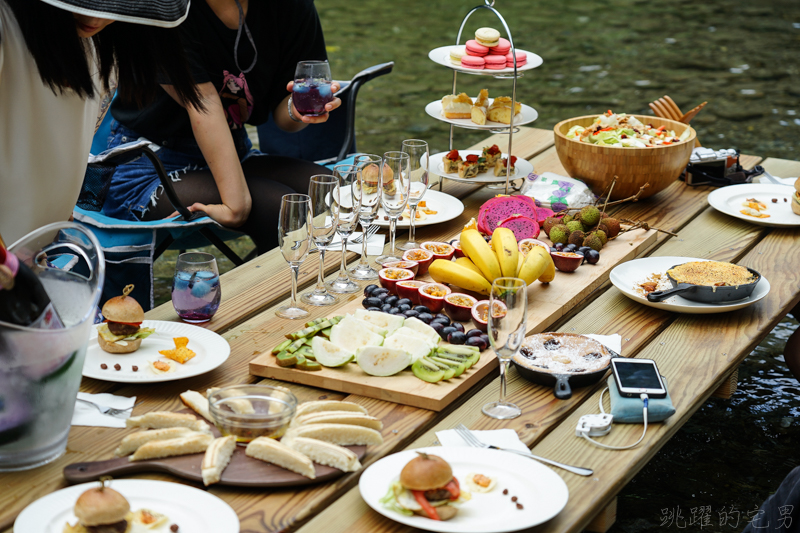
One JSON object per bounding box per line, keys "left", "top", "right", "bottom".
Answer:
{"left": 0, "top": 222, "right": 104, "bottom": 471}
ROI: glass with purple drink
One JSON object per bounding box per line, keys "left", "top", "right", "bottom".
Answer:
{"left": 292, "top": 60, "right": 334, "bottom": 117}
{"left": 172, "top": 252, "right": 221, "bottom": 323}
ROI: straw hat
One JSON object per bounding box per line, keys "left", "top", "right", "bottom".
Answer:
{"left": 39, "top": 0, "right": 190, "bottom": 27}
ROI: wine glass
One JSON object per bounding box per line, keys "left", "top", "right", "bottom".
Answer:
{"left": 172, "top": 252, "right": 221, "bottom": 323}
{"left": 348, "top": 154, "right": 382, "bottom": 280}
{"left": 301, "top": 175, "right": 339, "bottom": 306}
{"left": 399, "top": 140, "right": 429, "bottom": 251}
{"left": 276, "top": 194, "right": 312, "bottom": 320}
{"left": 375, "top": 151, "right": 411, "bottom": 266}
{"left": 326, "top": 164, "right": 362, "bottom": 294}
{"left": 482, "top": 277, "right": 527, "bottom": 419}
{"left": 292, "top": 60, "right": 333, "bottom": 117}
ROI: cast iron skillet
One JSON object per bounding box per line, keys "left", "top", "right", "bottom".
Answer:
{"left": 646, "top": 263, "right": 761, "bottom": 304}
{"left": 511, "top": 334, "right": 616, "bottom": 400}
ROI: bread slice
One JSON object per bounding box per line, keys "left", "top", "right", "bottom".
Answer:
{"left": 180, "top": 390, "right": 214, "bottom": 423}
{"left": 245, "top": 437, "right": 316, "bottom": 479}
{"left": 294, "top": 401, "right": 368, "bottom": 419}
{"left": 285, "top": 437, "right": 362, "bottom": 472}
{"left": 202, "top": 435, "right": 237, "bottom": 486}
{"left": 291, "top": 411, "right": 383, "bottom": 431}
{"left": 486, "top": 97, "right": 522, "bottom": 125}
{"left": 284, "top": 423, "right": 383, "bottom": 446}
{"left": 442, "top": 93, "right": 473, "bottom": 119}
{"left": 126, "top": 411, "right": 210, "bottom": 433}
{"left": 130, "top": 432, "right": 213, "bottom": 461}
{"left": 114, "top": 427, "right": 195, "bottom": 457}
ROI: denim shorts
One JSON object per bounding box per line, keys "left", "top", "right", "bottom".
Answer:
{"left": 101, "top": 121, "right": 262, "bottom": 221}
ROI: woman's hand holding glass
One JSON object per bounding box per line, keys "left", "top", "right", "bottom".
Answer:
{"left": 301, "top": 175, "right": 339, "bottom": 306}
{"left": 376, "top": 151, "right": 411, "bottom": 266}
{"left": 348, "top": 154, "right": 382, "bottom": 281}
{"left": 276, "top": 194, "right": 312, "bottom": 320}
{"left": 399, "top": 140, "right": 429, "bottom": 251}
{"left": 326, "top": 164, "right": 362, "bottom": 294}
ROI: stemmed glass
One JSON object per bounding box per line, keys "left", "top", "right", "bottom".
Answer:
{"left": 399, "top": 140, "right": 429, "bottom": 251}
{"left": 326, "top": 164, "right": 362, "bottom": 294}
{"left": 276, "top": 194, "right": 312, "bottom": 320}
{"left": 301, "top": 175, "right": 339, "bottom": 306}
{"left": 348, "top": 154, "right": 382, "bottom": 280}
{"left": 482, "top": 277, "right": 528, "bottom": 419}
{"left": 375, "top": 151, "right": 411, "bottom": 266}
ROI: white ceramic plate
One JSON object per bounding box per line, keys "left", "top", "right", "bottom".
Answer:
{"left": 425, "top": 99, "right": 538, "bottom": 130}
{"left": 359, "top": 446, "right": 569, "bottom": 533}
{"left": 424, "top": 151, "right": 534, "bottom": 184}
{"left": 83, "top": 320, "right": 230, "bottom": 383}
{"left": 609, "top": 256, "right": 770, "bottom": 314}
{"left": 372, "top": 189, "right": 465, "bottom": 228}
{"left": 707, "top": 183, "right": 800, "bottom": 227}
{"left": 428, "top": 45, "right": 544, "bottom": 76}
{"left": 14, "top": 479, "right": 239, "bottom": 533}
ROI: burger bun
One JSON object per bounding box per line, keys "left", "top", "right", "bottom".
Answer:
{"left": 400, "top": 453, "right": 453, "bottom": 491}
{"left": 74, "top": 486, "right": 130, "bottom": 527}
{"left": 97, "top": 335, "right": 142, "bottom": 354}
{"left": 102, "top": 295, "right": 144, "bottom": 324}
{"left": 792, "top": 179, "right": 800, "bottom": 216}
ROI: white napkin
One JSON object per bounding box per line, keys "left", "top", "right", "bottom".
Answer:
{"left": 755, "top": 175, "right": 797, "bottom": 186}
{"left": 583, "top": 333, "right": 622, "bottom": 355}
{"left": 322, "top": 232, "right": 386, "bottom": 255}
{"left": 436, "top": 428, "right": 530, "bottom": 453}
{"left": 72, "top": 392, "right": 136, "bottom": 428}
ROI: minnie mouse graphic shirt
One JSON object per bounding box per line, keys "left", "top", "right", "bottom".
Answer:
{"left": 111, "top": 0, "right": 327, "bottom": 146}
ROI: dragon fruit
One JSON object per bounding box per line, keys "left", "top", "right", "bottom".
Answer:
{"left": 533, "top": 206, "right": 555, "bottom": 226}
{"left": 498, "top": 215, "right": 541, "bottom": 241}
{"left": 478, "top": 196, "right": 538, "bottom": 235}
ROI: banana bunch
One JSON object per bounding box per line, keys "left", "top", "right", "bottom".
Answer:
{"left": 428, "top": 228, "right": 555, "bottom": 295}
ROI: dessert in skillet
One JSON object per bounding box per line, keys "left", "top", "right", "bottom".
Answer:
{"left": 667, "top": 261, "right": 756, "bottom": 287}
{"left": 515, "top": 333, "right": 611, "bottom": 374}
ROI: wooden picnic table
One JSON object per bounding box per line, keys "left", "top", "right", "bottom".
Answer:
{"left": 2, "top": 127, "right": 798, "bottom": 533}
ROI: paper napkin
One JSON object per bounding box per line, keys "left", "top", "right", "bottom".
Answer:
{"left": 72, "top": 392, "right": 137, "bottom": 428}
{"left": 323, "top": 232, "right": 386, "bottom": 256}
{"left": 583, "top": 333, "right": 622, "bottom": 355}
{"left": 435, "top": 428, "right": 531, "bottom": 453}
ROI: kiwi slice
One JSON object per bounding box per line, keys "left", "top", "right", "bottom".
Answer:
{"left": 296, "top": 359, "right": 322, "bottom": 371}
{"left": 272, "top": 339, "right": 292, "bottom": 354}
{"left": 412, "top": 358, "right": 446, "bottom": 383}
{"left": 434, "top": 351, "right": 474, "bottom": 370}
{"left": 276, "top": 351, "right": 298, "bottom": 367}
{"left": 423, "top": 357, "right": 456, "bottom": 380}
{"left": 296, "top": 346, "right": 315, "bottom": 360}
{"left": 429, "top": 356, "right": 467, "bottom": 378}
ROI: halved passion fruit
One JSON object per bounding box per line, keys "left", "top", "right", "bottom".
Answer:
{"left": 421, "top": 241, "right": 455, "bottom": 261}
{"left": 518, "top": 238, "right": 551, "bottom": 257}
{"left": 444, "top": 292, "right": 478, "bottom": 322}
{"left": 418, "top": 283, "right": 452, "bottom": 313}
{"left": 550, "top": 251, "right": 583, "bottom": 273}
{"left": 470, "top": 300, "right": 507, "bottom": 332}
{"left": 383, "top": 260, "right": 419, "bottom": 276}
{"left": 378, "top": 268, "right": 415, "bottom": 294}
{"left": 402, "top": 248, "right": 434, "bottom": 276}
{"left": 396, "top": 280, "right": 426, "bottom": 304}
{"left": 449, "top": 239, "right": 465, "bottom": 259}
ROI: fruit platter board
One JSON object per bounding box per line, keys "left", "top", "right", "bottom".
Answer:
{"left": 250, "top": 201, "right": 658, "bottom": 411}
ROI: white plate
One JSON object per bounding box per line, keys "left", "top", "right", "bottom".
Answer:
{"left": 428, "top": 45, "right": 544, "bottom": 76}
{"left": 373, "top": 189, "right": 464, "bottom": 228}
{"left": 707, "top": 183, "right": 800, "bottom": 227}
{"left": 609, "top": 256, "right": 770, "bottom": 314}
{"left": 425, "top": 99, "right": 538, "bottom": 131}
{"left": 83, "top": 320, "right": 230, "bottom": 382}
{"left": 425, "top": 150, "right": 534, "bottom": 184}
{"left": 359, "top": 446, "right": 568, "bottom": 533}
{"left": 14, "top": 479, "right": 239, "bottom": 533}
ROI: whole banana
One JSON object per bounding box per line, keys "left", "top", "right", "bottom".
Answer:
{"left": 428, "top": 259, "right": 492, "bottom": 295}
{"left": 460, "top": 229, "right": 502, "bottom": 282}
{"left": 517, "top": 245, "right": 550, "bottom": 286}
{"left": 491, "top": 228, "right": 519, "bottom": 278}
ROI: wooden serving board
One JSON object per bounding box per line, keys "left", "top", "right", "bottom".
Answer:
{"left": 249, "top": 227, "right": 658, "bottom": 411}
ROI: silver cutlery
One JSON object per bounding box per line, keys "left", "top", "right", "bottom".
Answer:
{"left": 76, "top": 398, "right": 141, "bottom": 417}
{"left": 454, "top": 423, "right": 593, "bottom": 476}
{"left": 758, "top": 168, "right": 789, "bottom": 186}
{"left": 351, "top": 224, "right": 380, "bottom": 244}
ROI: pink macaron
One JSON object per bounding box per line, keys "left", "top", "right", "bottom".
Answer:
{"left": 494, "top": 38, "right": 511, "bottom": 55}
{"left": 484, "top": 55, "right": 507, "bottom": 70}
{"left": 506, "top": 50, "right": 528, "bottom": 68}
{"left": 465, "top": 39, "right": 490, "bottom": 57}
{"left": 460, "top": 55, "right": 485, "bottom": 69}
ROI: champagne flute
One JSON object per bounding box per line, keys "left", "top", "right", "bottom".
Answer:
{"left": 276, "top": 194, "right": 312, "bottom": 320}
{"left": 482, "top": 277, "right": 527, "bottom": 419}
{"left": 301, "top": 175, "right": 339, "bottom": 306}
{"left": 399, "top": 140, "right": 429, "bottom": 251}
{"left": 326, "top": 164, "right": 362, "bottom": 294}
{"left": 375, "top": 151, "right": 411, "bottom": 266}
{"left": 348, "top": 154, "right": 382, "bottom": 280}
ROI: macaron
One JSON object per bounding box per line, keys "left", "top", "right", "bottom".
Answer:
{"left": 465, "top": 39, "right": 490, "bottom": 57}
{"left": 449, "top": 46, "right": 466, "bottom": 65}
{"left": 494, "top": 38, "right": 511, "bottom": 55}
{"left": 475, "top": 27, "right": 500, "bottom": 47}
{"left": 484, "top": 55, "right": 507, "bottom": 70}
{"left": 460, "top": 55, "right": 485, "bottom": 70}
{"left": 506, "top": 50, "right": 528, "bottom": 68}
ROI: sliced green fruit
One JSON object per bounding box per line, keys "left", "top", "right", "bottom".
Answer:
{"left": 276, "top": 351, "right": 298, "bottom": 367}
{"left": 354, "top": 309, "right": 405, "bottom": 335}
{"left": 430, "top": 356, "right": 467, "bottom": 378}
{"left": 412, "top": 358, "right": 446, "bottom": 383}
{"left": 339, "top": 315, "right": 388, "bottom": 336}
{"left": 356, "top": 346, "right": 411, "bottom": 377}
{"left": 382, "top": 333, "right": 431, "bottom": 363}
{"left": 320, "top": 327, "right": 332, "bottom": 338}
{"left": 296, "top": 346, "right": 315, "bottom": 360}
{"left": 402, "top": 317, "right": 441, "bottom": 346}
{"left": 437, "top": 344, "right": 479, "bottom": 356}
{"left": 423, "top": 357, "right": 456, "bottom": 380}
{"left": 272, "top": 339, "right": 292, "bottom": 354}
{"left": 304, "top": 318, "right": 326, "bottom": 328}
{"left": 329, "top": 322, "right": 384, "bottom": 354}
{"left": 311, "top": 337, "right": 354, "bottom": 367}
{"left": 434, "top": 350, "right": 474, "bottom": 369}
{"left": 286, "top": 338, "right": 307, "bottom": 353}
{"left": 296, "top": 359, "right": 322, "bottom": 371}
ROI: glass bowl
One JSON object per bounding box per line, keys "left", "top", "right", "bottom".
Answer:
{"left": 208, "top": 384, "right": 297, "bottom": 444}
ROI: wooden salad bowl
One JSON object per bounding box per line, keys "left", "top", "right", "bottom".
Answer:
{"left": 553, "top": 114, "right": 697, "bottom": 200}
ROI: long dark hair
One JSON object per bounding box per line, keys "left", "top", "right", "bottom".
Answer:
{"left": 4, "top": 0, "right": 202, "bottom": 109}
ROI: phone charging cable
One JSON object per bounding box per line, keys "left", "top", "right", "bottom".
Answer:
{"left": 577, "top": 391, "right": 648, "bottom": 450}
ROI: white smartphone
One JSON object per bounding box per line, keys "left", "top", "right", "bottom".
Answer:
{"left": 610, "top": 358, "right": 667, "bottom": 399}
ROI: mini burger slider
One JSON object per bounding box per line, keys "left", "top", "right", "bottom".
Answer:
{"left": 96, "top": 284, "right": 154, "bottom": 354}
{"left": 792, "top": 176, "right": 800, "bottom": 216}
{"left": 387, "top": 452, "right": 467, "bottom": 521}
{"left": 64, "top": 481, "right": 132, "bottom": 533}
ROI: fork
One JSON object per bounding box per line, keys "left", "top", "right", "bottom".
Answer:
{"left": 351, "top": 224, "right": 380, "bottom": 244}
{"left": 76, "top": 398, "right": 141, "bottom": 417}
{"left": 455, "top": 424, "right": 593, "bottom": 476}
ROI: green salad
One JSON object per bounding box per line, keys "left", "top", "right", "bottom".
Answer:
{"left": 566, "top": 110, "right": 691, "bottom": 148}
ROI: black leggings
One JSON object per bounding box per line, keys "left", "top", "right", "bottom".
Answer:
{"left": 141, "top": 155, "right": 330, "bottom": 253}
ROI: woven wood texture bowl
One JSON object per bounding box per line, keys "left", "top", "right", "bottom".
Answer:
{"left": 553, "top": 115, "right": 696, "bottom": 200}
